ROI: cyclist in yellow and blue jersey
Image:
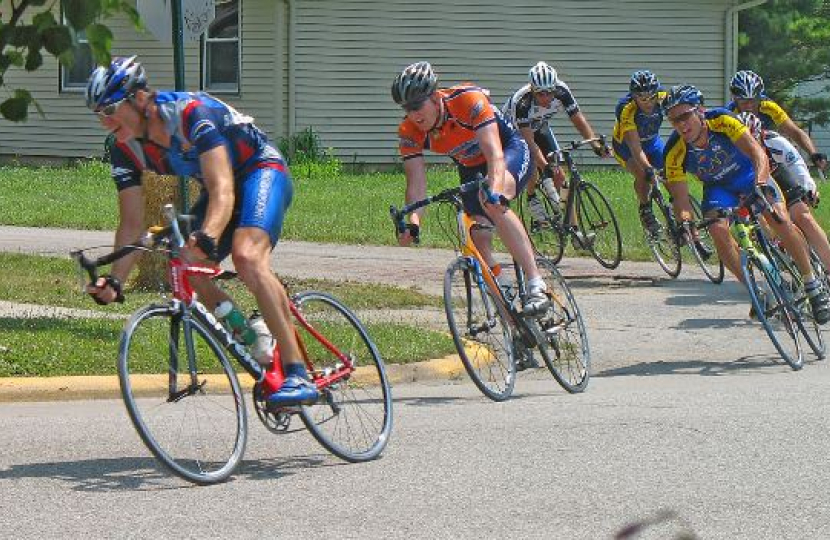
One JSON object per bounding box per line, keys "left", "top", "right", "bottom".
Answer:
{"left": 611, "top": 70, "right": 668, "bottom": 235}
{"left": 726, "top": 70, "right": 827, "bottom": 172}
{"left": 662, "top": 84, "right": 830, "bottom": 323}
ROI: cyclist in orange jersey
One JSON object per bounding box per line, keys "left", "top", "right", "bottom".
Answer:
{"left": 392, "top": 61, "right": 550, "bottom": 315}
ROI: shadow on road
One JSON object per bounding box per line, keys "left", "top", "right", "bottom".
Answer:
{"left": 595, "top": 353, "right": 794, "bottom": 378}
{"left": 0, "top": 454, "right": 330, "bottom": 491}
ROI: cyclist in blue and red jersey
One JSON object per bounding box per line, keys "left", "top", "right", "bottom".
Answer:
{"left": 662, "top": 84, "right": 830, "bottom": 323}
{"left": 725, "top": 70, "right": 827, "bottom": 172}
{"left": 611, "top": 70, "right": 669, "bottom": 235}
{"left": 392, "top": 61, "right": 550, "bottom": 316}
{"left": 84, "top": 56, "right": 318, "bottom": 405}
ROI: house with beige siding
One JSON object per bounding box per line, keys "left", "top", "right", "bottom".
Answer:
{"left": 0, "top": 0, "right": 763, "bottom": 166}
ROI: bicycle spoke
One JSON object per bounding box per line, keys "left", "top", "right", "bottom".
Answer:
{"left": 295, "top": 292, "right": 392, "bottom": 462}
{"left": 119, "top": 304, "right": 247, "bottom": 484}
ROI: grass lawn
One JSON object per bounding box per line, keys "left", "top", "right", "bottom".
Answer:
{"left": 0, "top": 159, "right": 723, "bottom": 261}
{"left": 0, "top": 252, "right": 452, "bottom": 376}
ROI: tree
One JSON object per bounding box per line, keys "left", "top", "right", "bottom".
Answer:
{"left": 738, "top": 0, "right": 830, "bottom": 125}
{"left": 0, "top": 0, "right": 139, "bottom": 121}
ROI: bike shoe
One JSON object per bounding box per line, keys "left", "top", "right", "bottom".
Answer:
{"left": 639, "top": 207, "right": 661, "bottom": 237}
{"left": 694, "top": 240, "right": 713, "bottom": 261}
{"left": 528, "top": 194, "right": 551, "bottom": 225}
{"left": 806, "top": 282, "right": 830, "bottom": 325}
{"left": 571, "top": 231, "right": 596, "bottom": 252}
{"left": 267, "top": 375, "right": 319, "bottom": 406}
{"left": 522, "top": 288, "right": 551, "bottom": 318}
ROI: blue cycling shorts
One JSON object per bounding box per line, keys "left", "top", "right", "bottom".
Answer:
{"left": 193, "top": 164, "right": 293, "bottom": 260}
{"left": 457, "top": 136, "right": 532, "bottom": 216}
{"left": 701, "top": 174, "right": 783, "bottom": 215}
{"left": 613, "top": 136, "right": 665, "bottom": 170}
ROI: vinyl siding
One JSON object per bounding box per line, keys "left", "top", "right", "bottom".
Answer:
{"left": 0, "top": 0, "right": 286, "bottom": 160}
{"left": 293, "top": 0, "right": 734, "bottom": 166}
{"left": 1, "top": 0, "right": 737, "bottom": 165}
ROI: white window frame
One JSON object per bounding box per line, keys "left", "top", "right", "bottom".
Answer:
{"left": 59, "top": 9, "right": 94, "bottom": 92}
{"left": 201, "top": 0, "right": 241, "bottom": 94}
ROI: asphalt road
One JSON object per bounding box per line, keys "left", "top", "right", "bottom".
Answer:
{"left": 2, "top": 226, "right": 830, "bottom": 538}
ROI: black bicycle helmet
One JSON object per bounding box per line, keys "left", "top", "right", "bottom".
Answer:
{"left": 629, "top": 70, "right": 660, "bottom": 95}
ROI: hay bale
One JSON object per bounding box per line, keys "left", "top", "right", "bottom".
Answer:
{"left": 129, "top": 172, "right": 199, "bottom": 291}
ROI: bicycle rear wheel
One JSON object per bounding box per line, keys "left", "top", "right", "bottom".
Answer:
{"left": 770, "top": 246, "right": 826, "bottom": 359}
{"left": 646, "top": 193, "right": 682, "bottom": 278}
{"left": 532, "top": 257, "right": 590, "bottom": 392}
{"left": 518, "top": 190, "right": 566, "bottom": 264}
{"left": 742, "top": 254, "right": 804, "bottom": 370}
{"left": 688, "top": 196, "right": 724, "bottom": 284}
{"left": 294, "top": 291, "right": 393, "bottom": 462}
{"left": 119, "top": 303, "right": 247, "bottom": 485}
{"left": 444, "top": 257, "right": 516, "bottom": 401}
{"left": 576, "top": 181, "right": 622, "bottom": 269}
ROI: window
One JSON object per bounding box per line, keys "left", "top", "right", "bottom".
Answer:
{"left": 60, "top": 11, "right": 94, "bottom": 91}
{"left": 202, "top": 0, "right": 240, "bottom": 93}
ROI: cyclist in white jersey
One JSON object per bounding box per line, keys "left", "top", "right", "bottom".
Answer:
{"left": 738, "top": 112, "right": 830, "bottom": 272}
{"left": 502, "top": 61, "right": 608, "bottom": 228}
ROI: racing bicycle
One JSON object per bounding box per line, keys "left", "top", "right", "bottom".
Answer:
{"left": 71, "top": 204, "right": 393, "bottom": 484}
{"left": 390, "top": 179, "right": 590, "bottom": 401}
{"left": 519, "top": 137, "right": 623, "bottom": 269}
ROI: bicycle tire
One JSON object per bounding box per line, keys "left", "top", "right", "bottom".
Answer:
{"left": 769, "top": 246, "right": 826, "bottom": 359}
{"left": 742, "top": 254, "right": 804, "bottom": 370}
{"left": 118, "top": 303, "right": 247, "bottom": 485}
{"left": 444, "top": 257, "right": 516, "bottom": 401}
{"left": 688, "top": 196, "right": 725, "bottom": 284}
{"left": 646, "top": 191, "right": 682, "bottom": 278}
{"left": 575, "top": 181, "right": 622, "bottom": 269}
{"left": 518, "top": 190, "right": 566, "bottom": 264}
{"left": 294, "top": 291, "right": 393, "bottom": 462}
{"left": 531, "top": 257, "right": 590, "bottom": 392}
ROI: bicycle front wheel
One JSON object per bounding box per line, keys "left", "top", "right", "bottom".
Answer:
{"left": 742, "top": 254, "right": 803, "bottom": 370}
{"left": 294, "top": 291, "right": 393, "bottom": 462}
{"left": 576, "top": 181, "right": 622, "bottom": 269}
{"left": 532, "top": 257, "right": 590, "bottom": 392}
{"left": 688, "top": 196, "right": 724, "bottom": 284}
{"left": 119, "top": 304, "right": 247, "bottom": 485}
{"left": 770, "top": 246, "right": 826, "bottom": 359}
{"left": 646, "top": 193, "right": 682, "bottom": 278}
{"left": 518, "top": 190, "right": 566, "bottom": 264}
{"left": 444, "top": 257, "right": 516, "bottom": 401}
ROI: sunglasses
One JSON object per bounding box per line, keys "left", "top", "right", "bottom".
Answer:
{"left": 533, "top": 90, "right": 554, "bottom": 97}
{"left": 633, "top": 92, "right": 657, "bottom": 101}
{"left": 667, "top": 108, "right": 698, "bottom": 124}
{"left": 96, "top": 96, "right": 130, "bottom": 117}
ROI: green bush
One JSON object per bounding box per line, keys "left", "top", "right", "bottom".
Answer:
{"left": 278, "top": 126, "right": 342, "bottom": 179}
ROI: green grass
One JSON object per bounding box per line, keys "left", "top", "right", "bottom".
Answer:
{"left": 0, "top": 252, "right": 440, "bottom": 314}
{"left": 5, "top": 161, "right": 826, "bottom": 261}
{"left": 0, "top": 316, "right": 456, "bottom": 377}
{"left": 0, "top": 252, "right": 449, "bottom": 376}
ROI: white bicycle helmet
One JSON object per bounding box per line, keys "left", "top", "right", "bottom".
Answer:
{"left": 529, "top": 61, "right": 558, "bottom": 92}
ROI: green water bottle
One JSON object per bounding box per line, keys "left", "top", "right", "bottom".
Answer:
{"left": 215, "top": 300, "right": 257, "bottom": 346}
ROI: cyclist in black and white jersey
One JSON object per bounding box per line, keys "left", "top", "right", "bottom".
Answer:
{"left": 738, "top": 112, "right": 830, "bottom": 273}
{"left": 502, "top": 61, "right": 609, "bottom": 228}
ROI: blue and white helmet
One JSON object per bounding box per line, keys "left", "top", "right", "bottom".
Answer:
{"left": 85, "top": 55, "right": 147, "bottom": 111}
{"left": 661, "top": 85, "right": 704, "bottom": 112}
{"left": 730, "top": 70, "right": 765, "bottom": 99}
{"left": 529, "top": 61, "right": 558, "bottom": 92}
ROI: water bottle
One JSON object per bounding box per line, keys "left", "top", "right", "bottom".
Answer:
{"left": 215, "top": 300, "right": 257, "bottom": 348}
{"left": 248, "top": 312, "right": 276, "bottom": 366}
